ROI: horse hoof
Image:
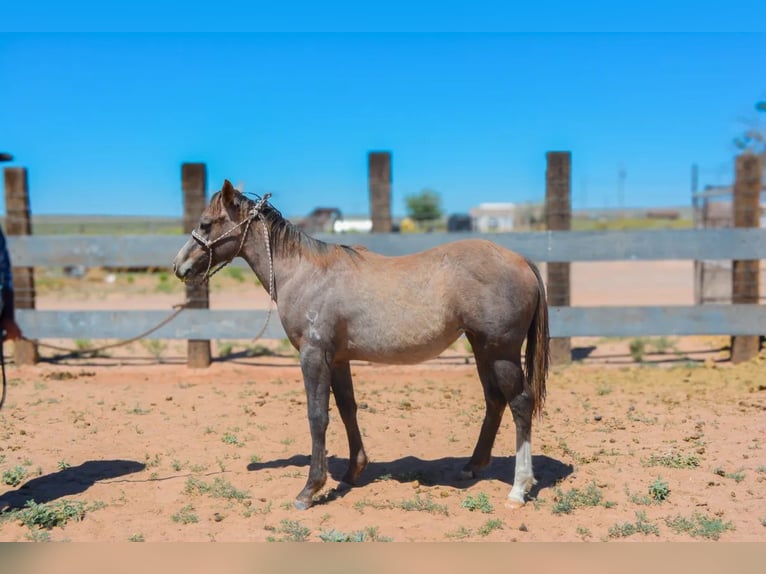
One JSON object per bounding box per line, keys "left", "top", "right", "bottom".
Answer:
{"left": 293, "top": 498, "right": 313, "bottom": 511}
{"left": 459, "top": 469, "right": 477, "bottom": 480}
{"left": 505, "top": 498, "right": 525, "bottom": 510}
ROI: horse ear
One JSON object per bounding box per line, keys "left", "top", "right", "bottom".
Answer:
{"left": 221, "top": 179, "right": 236, "bottom": 204}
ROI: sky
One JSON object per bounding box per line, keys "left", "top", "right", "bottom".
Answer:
{"left": 1, "top": 3, "right": 766, "bottom": 219}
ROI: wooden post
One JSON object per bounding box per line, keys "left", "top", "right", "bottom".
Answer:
{"left": 3, "top": 167, "right": 39, "bottom": 365}
{"left": 730, "top": 153, "right": 762, "bottom": 363}
{"left": 545, "top": 151, "right": 572, "bottom": 365}
{"left": 182, "top": 163, "right": 211, "bottom": 368}
{"left": 369, "top": 151, "right": 392, "bottom": 233}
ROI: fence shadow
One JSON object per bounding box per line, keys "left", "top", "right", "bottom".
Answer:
{"left": 0, "top": 459, "right": 145, "bottom": 511}
{"left": 247, "top": 453, "right": 572, "bottom": 501}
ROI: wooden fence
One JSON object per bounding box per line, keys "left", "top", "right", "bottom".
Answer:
{"left": 10, "top": 227, "right": 766, "bottom": 337}
{"left": 4, "top": 152, "right": 764, "bottom": 367}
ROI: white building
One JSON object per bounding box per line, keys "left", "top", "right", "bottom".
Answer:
{"left": 469, "top": 202, "right": 517, "bottom": 232}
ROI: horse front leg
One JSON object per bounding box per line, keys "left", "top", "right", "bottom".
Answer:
{"left": 331, "top": 361, "right": 368, "bottom": 485}
{"left": 295, "top": 345, "right": 332, "bottom": 510}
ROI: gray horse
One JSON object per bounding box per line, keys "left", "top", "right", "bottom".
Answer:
{"left": 173, "top": 180, "right": 550, "bottom": 510}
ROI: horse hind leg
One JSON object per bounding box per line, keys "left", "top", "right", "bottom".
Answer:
{"left": 502, "top": 364, "right": 537, "bottom": 508}
{"left": 461, "top": 345, "right": 507, "bottom": 479}
{"left": 331, "top": 361, "right": 368, "bottom": 486}
{"left": 467, "top": 344, "right": 536, "bottom": 508}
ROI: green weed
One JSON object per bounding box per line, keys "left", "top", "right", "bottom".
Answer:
{"left": 2, "top": 466, "right": 27, "bottom": 487}
{"left": 398, "top": 494, "right": 449, "bottom": 516}
{"left": 461, "top": 492, "right": 493, "bottom": 514}
{"left": 477, "top": 519, "right": 504, "bottom": 537}
{"left": 267, "top": 519, "right": 311, "bottom": 542}
{"left": 648, "top": 477, "right": 670, "bottom": 502}
{"left": 171, "top": 504, "right": 199, "bottom": 524}
{"left": 665, "top": 512, "right": 734, "bottom": 540}
{"left": 222, "top": 432, "right": 244, "bottom": 447}
{"left": 551, "top": 482, "right": 612, "bottom": 515}
{"left": 608, "top": 511, "right": 660, "bottom": 538}
{"left": 318, "top": 526, "right": 392, "bottom": 542}
{"left": 15, "top": 499, "right": 86, "bottom": 529}
{"left": 643, "top": 451, "right": 699, "bottom": 469}
{"left": 184, "top": 476, "right": 250, "bottom": 501}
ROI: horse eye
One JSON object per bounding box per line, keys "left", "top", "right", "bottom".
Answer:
{"left": 199, "top": 221, "right": 212, "bottom": 234}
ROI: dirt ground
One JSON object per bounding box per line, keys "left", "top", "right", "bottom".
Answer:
{"left": 0, "top": 261, "right": 764, "bottom": 542}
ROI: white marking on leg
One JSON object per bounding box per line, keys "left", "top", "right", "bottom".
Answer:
{"left": 508, "top": 439, "right": 535, "bottom": 506}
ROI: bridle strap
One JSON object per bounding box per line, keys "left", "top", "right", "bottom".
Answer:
{"left": 190, "top": 194, "right": 275, "bottom": 302}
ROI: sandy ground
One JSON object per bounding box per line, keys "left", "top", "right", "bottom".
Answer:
{"left": 0, "top": 261, "right": 764, "bottom": 542}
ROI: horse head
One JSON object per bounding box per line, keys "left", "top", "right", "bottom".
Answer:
{"left": 173, "top": 179, "right": 255, "bottom": 284}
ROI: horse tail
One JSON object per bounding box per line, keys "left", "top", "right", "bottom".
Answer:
{"left": 524, "top": 258, "right": 550, "bottom": 418}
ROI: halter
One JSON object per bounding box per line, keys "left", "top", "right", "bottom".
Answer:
{"left": 190, "top": 193, "right": 275, "bottom": 304}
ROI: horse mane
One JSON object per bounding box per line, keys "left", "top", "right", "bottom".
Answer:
{"left": 213, "top": 190, "right": 361, "bottom": 267}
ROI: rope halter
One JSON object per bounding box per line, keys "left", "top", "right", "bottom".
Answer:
{"left": 190, "top": 193, "right": 275, "bottom": 303}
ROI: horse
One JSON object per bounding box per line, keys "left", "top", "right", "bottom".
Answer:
{"left": 173, "top": 179, "right": 550, "bottom": 510}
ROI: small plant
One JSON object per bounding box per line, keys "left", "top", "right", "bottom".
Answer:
{"left": 246, "top": 344, "right": 276, "bottom": 357}
{"left": 16, "top": 499, "right": 86, "bottom": 529}
{"left": 576, "top": 526, "right": 592, "bottom": 540}
{"left": 398, "top": 494, "right": 449, "bottom": 516}
{"left": 128, "top": 533, "right": 145, "bottom": 542}
{"left": 477, "top": 518, "right": 504, "bottom": 537}
{"left": 665, "top": 512, "right": 734, "bottom": 540}
{"left": 2, "top": 465, "right": 27, "bottom": 487}
{"left": 140, "top": 339, "right": 167, "bottom": 362}
{"left": 551, "top": 482, "right": 610, "bottom": 515}
{"left": 608, "top": 511, "right": 660, "bottom": 538}
{"left": 155, "top": 272, "right": 174, "bottom": 293}
{"left": 648, "top": 477, "right": 670, "bottom": 502}
{"left": 318, "top": 526, "right": 392, "bottom": 542}
{"left": 217, "top": 342, "right": 235, "bottom": 357}
{"left": 224, "top": 267, "right": 246, "bottom": 283}
{"left": 56, "top": 461, "right": 72, "bottom": 471}
{"left": 629, "top": 338, "right": 646, "bottom": 362}
{"left": 461, "top": 492, "right": 493, "bottom": 514}
{"left": 713, "top": 468, "right": 745, "bottom": 483}
{"left": 445, "top": 526, "right": 473, "bottom": 540}
{"left": 129, "top": 403, "right": 152, "bottom": 415}
{"left": 184, "top": 476, "right": 250, "bottom": 501}
{"left": 643, "top": 451, "right": 699, "bottom": 469}
{"left": 267, "top": 519, "right": 311, "bottom": 542}
{"left": 171, "top": 504, "right": 199, "bottom": 524}
{"left": 595, "top": 383, "right": 612, "bottom": 396}
{"left": 222, "top": 432, "right": 243, "bottom": 447}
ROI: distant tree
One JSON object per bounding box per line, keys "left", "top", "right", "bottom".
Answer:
{"left": 405, "top": 189, "right": 443, "bottom": 223}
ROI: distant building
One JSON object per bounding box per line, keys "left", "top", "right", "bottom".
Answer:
{"left": 447, "top": 213, "right": 473, "bottom": 232}
{"left": 296, "top": 207, "right": 342, "bottom": 234}
{"left": 333, "top": 218, "right": 373, "bottom": 233}
{"left": 469, "top": 202, "right": 517, "bottom": 232}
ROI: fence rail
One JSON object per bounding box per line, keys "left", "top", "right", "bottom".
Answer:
{"left": 15, "top": 305, "right": 766, "bottom": 340}
{"left": 10, "top": 227, "right": 766, "bottom": 266}
{"left": 7, "top": 228, "right": 766, "bottom": 342}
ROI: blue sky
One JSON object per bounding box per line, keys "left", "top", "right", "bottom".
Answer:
{"left": 1, "top": 4, "right": 766, "bottom": 218}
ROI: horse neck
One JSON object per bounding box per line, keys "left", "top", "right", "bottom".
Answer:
{"left": 239, "top": 208, "right": 316, "bottom": 301}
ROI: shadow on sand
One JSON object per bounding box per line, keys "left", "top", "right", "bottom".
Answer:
{"left": 248, "top": 453, "right": 572, "bottom": 504}
{"left": 0, "top": 459, "right": 146, "bottom": 511}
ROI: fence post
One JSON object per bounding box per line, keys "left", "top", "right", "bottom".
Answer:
{"left": 545, "top": 151, "right": 572, "bottom": 365}
{"left": 3, "top": 167, "right": 39, "bottom": 365}
{"left": 182, "top": 162, "right": 211, "bottom": 368}
{"left": 730, "top": 153, "right": 762, "bottom": 363}
{"left": 369, "top": 151, "right": 392, "bottom": 233}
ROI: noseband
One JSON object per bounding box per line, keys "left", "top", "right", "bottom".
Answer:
{"left": 190, "top": 193, "right": 275, "bottom": 302}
